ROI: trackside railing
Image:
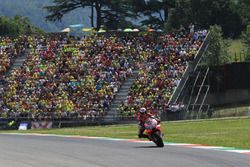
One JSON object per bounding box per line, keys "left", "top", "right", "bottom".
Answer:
{"left": 168, "top": 31, "right": 211, "bottom": 105}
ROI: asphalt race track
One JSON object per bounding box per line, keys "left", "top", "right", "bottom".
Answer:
{"left": 0, "top": 134, "right": 249, "bottom": 167}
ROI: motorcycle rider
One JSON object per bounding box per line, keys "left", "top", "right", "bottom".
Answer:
{"left": 137, "top": 107, "right": 160, "bottom": 138}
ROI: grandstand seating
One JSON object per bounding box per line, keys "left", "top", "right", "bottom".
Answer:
{"left": 0, "top": 36, "right": 28, "bottom": 76}
{"left": 0, "top": 28, "right": 208, "bottom": 121}
{"left": 118, "top": 29, "right": 208, "bottom": 117}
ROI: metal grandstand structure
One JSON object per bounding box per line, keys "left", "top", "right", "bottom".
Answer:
{"left": 169, "top": 32, "right": 211, "bottom": 119}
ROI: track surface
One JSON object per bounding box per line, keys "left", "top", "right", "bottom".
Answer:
{"left": 0, "top": 134, "right": 249, "bottom": 167}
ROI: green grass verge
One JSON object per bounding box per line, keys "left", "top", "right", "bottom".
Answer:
{"left": 1, "top": 117, "right": 250, "bottom": 149}
{"left": 228, "top": 39, "right": 246, "bottom": 62}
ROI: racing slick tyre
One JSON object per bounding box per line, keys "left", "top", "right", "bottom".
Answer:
{"left": 152, "top": 131, "right": 164, "bottom": 147}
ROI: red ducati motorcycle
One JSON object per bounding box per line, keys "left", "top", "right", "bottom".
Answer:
{"left": 144, "top": 117, "right": 164, "bottom": 147}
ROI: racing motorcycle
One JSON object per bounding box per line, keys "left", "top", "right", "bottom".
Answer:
{"left": 144, "top": 117, "right": 164, "bottom": 147}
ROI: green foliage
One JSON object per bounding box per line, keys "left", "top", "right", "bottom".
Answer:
{"left": 101, "top": 0, "right": 137, "bottom": 29}
{"left": 241, "top": 27, "right": 250, "bottom": 61}
{"left": 45, "top": 0, "right": 137, "bottom": 30}
{"left": 133, "top": 0, "right": 175, "bottom": 29}
{"left": 165, "top": 0, "right": 192, "bottom": 30}
{"left": 0, "top": 0, "right": 90, "bottom": 32}
{"left": 232, "top": 0, "right": 250, "bottom": 26}
{"left": 0, "top": 15, "right": 44, "bottom": 37}
{"left": 206, "top": 25, "right": 231, "bottom": 67}
{"left": 0, "top": 0, "right": 248, "bottom": 35}
{"left": 162, "top": 0, "right": 245, "bottom": 38}
{"left": 138, "top": 0, "right": 165, "bottom": 29}
{"left": 228, "top": 39, "right": 246, "bottom": 62}
{"left": 163, "top": 9, "right": 175, "bottom": 32}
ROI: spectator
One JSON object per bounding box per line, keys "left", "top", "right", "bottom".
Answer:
{"left": 0, "top": 28, "right": 207, "bottom": 121}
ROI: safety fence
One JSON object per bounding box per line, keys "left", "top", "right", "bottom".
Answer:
{"left": 0, "top": 115, "right": 137, "bottom": 130}
{"left": 0, "top": 110, "right": 186, "bottom": 130}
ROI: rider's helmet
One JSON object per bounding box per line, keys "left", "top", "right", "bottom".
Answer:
{"left": 139, "top": 107, "right": 147, "bottom": 114}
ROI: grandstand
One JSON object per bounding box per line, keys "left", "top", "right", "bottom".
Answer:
{"left": 0, "top": 27, "right": 209, "bottom": 128}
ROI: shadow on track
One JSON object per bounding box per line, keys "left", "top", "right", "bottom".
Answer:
{"left": 134, "top": 145, "right": 164, "bottom": 149}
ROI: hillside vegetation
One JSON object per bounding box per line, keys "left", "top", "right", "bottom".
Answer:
{"left": 0, "top": 0, "right": 90, "bottom": 32}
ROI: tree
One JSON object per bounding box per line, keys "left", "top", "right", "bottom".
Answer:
{"left": 0, "top": 15, "right": 44, "bottom": 37}
{"left": 101, "top": 0, "right": 137, "bottom": 29}
{"left": 165, "top": 0, "right": 192, "bottom": 30}
{"left": 45, "top": 0, "right": 136, "bottom": 30}
{"left": 206, "top": 25, "right": 230, "bottom": 67}
{"left": 205, "top": 25, "right": 231, "bottom": 92}
{"left": 45, "top": 0, "right": 93, "bottom": 26}
{"left": 232, "top": 0, "right": 250, "bottom": 27}
{"left": 242, "top": 24, "right": 250, "bottom": 61}
{"left": 132, "top": 0, "right": 175, "bottom": 29}
{"left": 164, "top": 0, "right": 243, "bottom": 37}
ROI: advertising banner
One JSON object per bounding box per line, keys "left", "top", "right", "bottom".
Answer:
{"left": 31, "top": 121, "right": 53, "bottom": 129}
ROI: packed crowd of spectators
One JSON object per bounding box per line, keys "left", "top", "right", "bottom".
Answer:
{"left": 0, "top": 36, "right": 28, "bottom": 76}
{"left": 0, "top": 26, "right": 207, "bottom": 120}
{"left": 0, "top": 34, "right": 151, "bottom": 120}
{"left": 118, "top": 28, "right": 208, "bottom": 117}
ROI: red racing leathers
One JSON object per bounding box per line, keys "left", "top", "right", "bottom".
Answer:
{"left": 137, "top": 111, "right": 160, "bottom": 138}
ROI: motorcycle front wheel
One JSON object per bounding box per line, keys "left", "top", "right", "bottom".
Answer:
{"left": 152, "top": 131, "right": 164, "bottom": 147}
